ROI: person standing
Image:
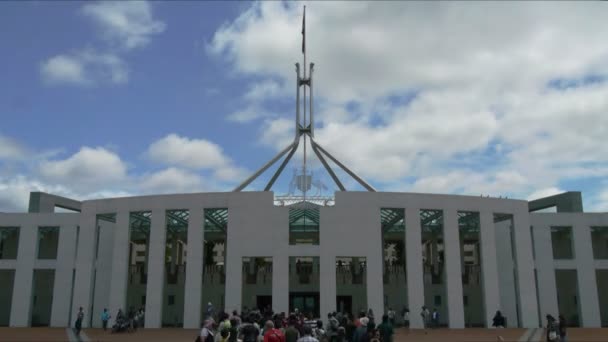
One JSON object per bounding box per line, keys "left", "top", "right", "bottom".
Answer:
{"left": 387, "top": 308, "right": 395, "bottom": 327}
{"left": 200, "top": 319, "right": 215, "bottom": 342}
{"left": 431, "top": 308, "right": 439, "bottom": 328}
{"left": 377, "top": 314, "right": 394, "bottom": 342}
{"left": 327, "top": 312, "right": 339, "bottom": 342}
{"left": 101, "top": 308, "right": 110, "bottom": 331}
{"left": 297, "top": 325, "right": 319, "bottom": 342}
{"left": 285, "top": 315, "right": 300, "bottom": 342}
{"left": 558, "top": 314, "right": 567, "bottom": 342}
{"left": 74, "top": 307, "right": 84, "bottom": 336}
{"left": 263, "top": 320, "right": 285, "bottom": 342}
{"left": 492, "top": 311, "right": 505, "bottom": 328}
{"left": 546, "top": 315, "right": 559, "bottom": 342}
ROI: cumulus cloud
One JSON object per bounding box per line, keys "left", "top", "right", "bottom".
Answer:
{"left": 39, "top": 147, "right": 128, "bottom": 191}
{"left": 146, "top": 134, "right": 247, "bottom": 183}
{"left": 0, "top": 134, "right": 28, "bottom": 160}
{"left": 40, "top": 50, "right": 128, "bottom": 86}
{"left": 209, "top": 2, "right": 608, "bottom": 198}
{"left": 139, "top": 167, "right": 205, "bottom": 194}
{"left": 82, "top": 1, "right": 166, "bottom": 50}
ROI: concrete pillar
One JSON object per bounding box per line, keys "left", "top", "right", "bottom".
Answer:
{"left": 573, "top": 224, "right": 601, "bottom": 327}
{"left": 272, "top": 256, "right": 289, "bottom": 314}
{"left": 10, "top": 224, "right": 37, "bottom": 326}
{"left": 50, "top": 224, "right": 78, "bottom": 327}
{"left": 71, "top": 213, "right": 97, "bottom": 328}
{"left": 184, "top": 208, "right": 203, "bottom": 329}
{"left": 319, "top": 255, "right": 336, "bottom": 322}
{"left": 405, "top": 207, "right": 424, "bottom": 329}
{"left": 145, "top": 209, "right": 166, "bottom": 328}
{"left": 367, "top": 240, "right": 384, "bottom": 321}
{"left": 532, "top": 225, "right": 558, "bottom": 323}
{"left": 495, "top": 219, "right": 518, "bottom": 326}
{"left": 512, "top": 212, "right": 540, "bottom": 328}
{"left": 479, "top": 211, "right": 500, "bottom": 328}
{"left": 108, "top": 212, "right": 130, "bottom": 317}
{"left": 224, "top": 251, "right": 242, "bottom": 313}
{"left": 444, "top": 209, "right": 464, "bottom": 328}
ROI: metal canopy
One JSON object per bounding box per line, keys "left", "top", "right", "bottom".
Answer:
{"left": 204, "top": 208, "right": 228, "bottom": 232}
{"left": 233, "top": 7, "right": 375, "bottom": 195}
{"left": 381, "top": 208, "right": 405, "bottom": 232}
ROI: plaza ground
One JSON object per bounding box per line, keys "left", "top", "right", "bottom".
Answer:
{"left": 2, "top": 327, "right": 608, "bottom": 341}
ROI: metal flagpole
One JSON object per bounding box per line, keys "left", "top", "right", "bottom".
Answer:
{"left": 302, "top": 5, "right": 307, "bottom": 203}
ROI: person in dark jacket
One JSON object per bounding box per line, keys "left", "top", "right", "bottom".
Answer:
{"left": 492, "top": 310, "right": 506, "bottom": 328}
{"left": 546, "top": 314, "right": 559, "bottom": 342}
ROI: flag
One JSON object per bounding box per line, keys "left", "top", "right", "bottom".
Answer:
{"left": 301, "top": 6, "right": 305, "bottom": 54}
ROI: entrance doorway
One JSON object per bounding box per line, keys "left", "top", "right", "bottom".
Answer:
{"left": 290, "top": 292, "right": 319, "bottom": 318}
{"left": 336, "top": 296, "right": 352, "bottom": 315}
{"left": 257, "top": 295, "right": 272, "bottom": 312}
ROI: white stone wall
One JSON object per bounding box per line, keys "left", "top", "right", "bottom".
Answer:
{"left": 2, "top": 192, "right": 608, "bottom": 329}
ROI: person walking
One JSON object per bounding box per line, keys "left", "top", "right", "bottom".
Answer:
{"left": 285, "top": 315, "right": 300, "bottom": 342}
{"left": 352, "top": 317, "right": 369, "bottom": 342}
{"left": 101, "top": 308, "right": 110, "bottom": 331}
{"left": 263, "top": 320, "right": 285, "bottom": 342}
{"left": 558, "top": 314, "right": 567, "bottom": 342}
{"left": 74, "top": 307, "right": 84, "bottom": 336}
{"left": 546, "top": 315, "right": 559, "bottom": 342}
{"left": 297, "top": 325, "right": 319, "bottom": 342}
{"left": 200, "top": 319, "right": 215, "bottom": 342}
{"left": 420, "top": 306, "right": 430, "bottom": 329}
{"left": 327, "top": 312, "right": 339, "bottom": 342}
{"left": 377, "top": 314, "right": 394, "bottom": 342}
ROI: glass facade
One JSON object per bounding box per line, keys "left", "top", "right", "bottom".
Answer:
{"left": 242, "top": 257, "right": 272, "bottom": 312}
{"left": 458, "top": 211, "right": 484, "bottom": 327}
{"left": 380, "top": 208, "right": 407, "bottom": 315}
{"left": 31, "top": 269, "right": 55, "bottom": 326}
{"left": 591, "top": 226, "right": 608, "bottom": 259}
{"left": 551, "top": 226, "right": 574, "bottom": 259}
{"left": 127, "top": 211, "right": 151, "bottom": 314}
{"left": 336, "top": 257, "right": 367, "bottom": 316}
{"left": 0, "top": 227, "right": 19, "bottom": 259}
{"left": 289, "top": 206, "right": 319, "bottom": 245}
{"left": 202, "top": 208, "right": 227, "bottom": 318}
{"left": 162, "top": 210, "right": 188, "bottom": 327}
{"left": 37, "top": 227, "right": 59, "bottom": 259}
{"left": 0, "top": 269, "right": 15, "bottom": 326}
{"left": 421, "top": 209, "right": 447, "bottom": 326}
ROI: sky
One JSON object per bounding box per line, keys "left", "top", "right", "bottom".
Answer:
{"left": 1, "top": 1, "right": 608, "bottom": 212}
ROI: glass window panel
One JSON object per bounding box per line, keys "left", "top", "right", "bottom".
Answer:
{"left": 0, "top": 227, "right": 19, "bottom": 259}
{"left": 37, "top": 227, "right": 59, "bottom": 259}
{"left": 551, "top": 226, "right": 574, "bottom": 259}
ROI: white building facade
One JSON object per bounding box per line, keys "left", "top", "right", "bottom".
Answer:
{"left": 0, "top": 190, "right": 607, "bottom": 329}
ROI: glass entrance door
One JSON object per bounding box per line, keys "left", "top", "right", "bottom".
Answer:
{"left": 290, "top": 292, "right": 319, "bottom": 318}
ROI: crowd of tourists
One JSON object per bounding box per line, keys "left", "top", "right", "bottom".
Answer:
{"left": 197, "top": 307, "right": 395, "bottom": 342}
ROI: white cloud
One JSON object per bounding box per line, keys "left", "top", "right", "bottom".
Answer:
{"left": 228, "top": 105, "right": 272, "bottom": 123}
{"left": 210, "top": 2, "right": 608, "bottom": 199}
{"left": 146, "top": 134, "right": 234, "bottom": 170}
{"left": 40, "top": 50, "right": 128, "bottom": 86}
{"left": 244, "top": 80, "right": 287, "bottom": 101}
{"left": 0, "top": 134, "right": 27, "bottom": 160}
{"left": 139, "top": 167, "right": 204, "bottom": 194}
{"left": 527, "top": 187, "right": 566, "bottom": 201}
{"left": 39, "top": 147, "right": 128, "bottom": 191}
{"left": 82, "top": 1, "right": 166, "bottom": 50}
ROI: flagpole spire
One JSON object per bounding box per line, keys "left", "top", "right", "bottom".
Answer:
{"left": 233, "top": 5, "right": 376, "bottom": 193}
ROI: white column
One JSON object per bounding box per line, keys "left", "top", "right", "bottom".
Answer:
{"left": 224, "top": 251, "right": 242, "bottom": 313}
{"left": 10, "top": 224, "right": 37, "bottom": 326}
{"left": 444, "top": 209, "right": 464, "bottom": 328}
{"left": 108, "top": 212, "right": 130, "bottom": 317}
{"left": 405, "top": 207, "right": 424, "bottom": 329}
{"left": 145, "top": 209, "right": 166, "bottom": 328}
{"left": 367, "top": 241, "right": 384, "bottom": 322}
{"left": 573, "top": 224, "right": 601, "bottom": 327}
{"left": 71, "top": 213, "right": 97, "bottom": 328}
{"left": 50, "top": 224, "right": 78, "bottom": 327}
{"left": 183, "top": 208, "right": 203, "bottom": 329}
{"left": 512, "top": 212, "right": 540, "bottom": 328}
{"left": 479, "top": 211, "right": 500, "bottom": 328}
{"left": 320, "top": 255, "right": 336, "bottom": 322}
{"left": 532, "top": 225, "right": 558, "bottom": 323}
{"left": 272, "top": 256, "right": 289, "bottom": 314}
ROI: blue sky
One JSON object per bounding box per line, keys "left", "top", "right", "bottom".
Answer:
{"left": 1, "top": 1, "right": 607, "bottom": 212}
